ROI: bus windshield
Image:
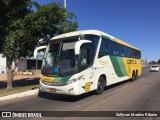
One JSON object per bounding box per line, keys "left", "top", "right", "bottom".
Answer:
{"left": 42, "top": 39, "right": 79, "bottom": 76}
{"left": 41, "top": 34, "right": 100, "bottom": 77}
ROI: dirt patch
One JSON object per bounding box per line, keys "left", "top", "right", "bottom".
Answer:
{"left": 0, "top": 70, "right": 41, "bottom": 82}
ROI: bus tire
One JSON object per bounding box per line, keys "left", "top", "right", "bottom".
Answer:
{"left": 131, "top": 71, "right": 136, "bottom": 81}
{"left": 38, "top": 88, "right": 45, "bottom": 97}
{"left": 95, "top": 77, "right": 105, "bottom": 95}
{"left": 135, "top": 70, "right": 138, "bottom": 80}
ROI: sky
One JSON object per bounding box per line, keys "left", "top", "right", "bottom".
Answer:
{"left": 35, "top": 0, "right": 160, "bottom": 62}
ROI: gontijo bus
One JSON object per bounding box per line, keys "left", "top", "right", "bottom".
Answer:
{"left": 34, "top": 30, "right": 142, "bottom": 96}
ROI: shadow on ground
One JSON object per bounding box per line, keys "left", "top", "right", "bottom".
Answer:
{"left": 0, "top": 77, "right": 40, "bottom": 89}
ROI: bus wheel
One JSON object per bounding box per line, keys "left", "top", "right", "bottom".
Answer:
{"left": 135, "top": 71, "right": 138, "bottom": 80}
{"left": 95, "top": 77, "right": 105, "bottom": 95}
{"left": 38, "top": 88, "right": 45, "bottom": 97}
{"left": 131, "top": 71, "right": 136, "bottom": 81}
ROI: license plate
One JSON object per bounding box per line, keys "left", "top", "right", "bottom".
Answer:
{"left": 49, "top": 88, "right": 56, "bottom": 92}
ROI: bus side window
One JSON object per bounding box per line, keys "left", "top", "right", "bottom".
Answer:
{"left": 109, "top": 41, "right": 113, "bottom": 56}
{"left": 113, "top": 42, "right": 117, "bottom": 56}
{"left": 115, "top": 43, "right": 120, "bottom": 56}
{"left": 121, "top": 45, "right": 124, "bottom": 57}
{"left": 98, "top": 38, "right": 109, "bottom": 58}
{"left": 81, "top": 48, "right": 90, "bottom": 66}
{"left": 80, "top": 44, "right": 92, "bottom": 71}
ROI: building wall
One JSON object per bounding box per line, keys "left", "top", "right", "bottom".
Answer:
{"left": 0, "top": 54, "right": 6, "bottom": 74}
{"left": 17, "top": 59, "right": 42, "bottom": 71}
{"left": 17, "top": 59, "right": 27, "bottom": 71}
{"left": 0, "top": 55, "right": 42, "bottom": 72}
{"left": 27, "top": 59, "right": 42, "bottom": 70}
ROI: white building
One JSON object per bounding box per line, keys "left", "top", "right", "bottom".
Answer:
{"left": 0, "top": 54, "right": 42, "bottom": 74}
{"left": 0, "top": 54, "right": 6, "bottom": 74}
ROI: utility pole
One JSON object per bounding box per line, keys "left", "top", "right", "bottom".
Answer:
{"left": 145, "top": 57, "right": 148, "bottom": 64}
{"left": 64, "top": 0, "right": 66, "bottom": 8}
{"left": 64, "top": 0, "right": 67, "bottom": 33}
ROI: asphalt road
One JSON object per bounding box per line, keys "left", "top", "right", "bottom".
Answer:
{"left": 0, "top": 65, "right": 160, "bottom": 120}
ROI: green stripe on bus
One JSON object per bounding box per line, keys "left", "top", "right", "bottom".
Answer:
{"left": 116, "top": 57, "right": 128, "bottom": 76}
{"left": 101, "top": 35, "right": 115, "bottom": 41}
{"left": 54, "top": 75, "right": 72, "bottom": 82}
{"left": 109, "top": 56, "right": 127, "bottom": 77}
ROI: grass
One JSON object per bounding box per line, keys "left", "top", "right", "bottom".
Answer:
{"left": 0, "top": 84, "right": 39, "bottom": 97}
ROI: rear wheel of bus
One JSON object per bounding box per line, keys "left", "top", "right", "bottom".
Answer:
{"left": 131, "top": 71, "right": 137, "bottom": 81}
{"left": 135, "top": 70, "right": 138, "bottom": 80}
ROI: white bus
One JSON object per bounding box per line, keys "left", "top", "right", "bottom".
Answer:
{"left": 34, "top": 30, "right": 142, "bottom": 96}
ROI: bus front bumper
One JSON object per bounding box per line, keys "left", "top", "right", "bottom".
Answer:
{"left": 39, "top": 80, "right": 79, "bottom": 95}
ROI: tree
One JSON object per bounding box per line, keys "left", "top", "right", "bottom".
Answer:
{"left": 24, "top": 2, "right": 78, "bottom": 39}
{"left": 157, "top": 59, "right": 160, "bottom": 64}
{"left": 2, "top": 2, "right": 78, "bottom": 89}
{"left": 0, "top": 0, "right": 34, "bottom": 52}
{"left": 3, "top": 19, "right": 37, "bottom": 89}
{"left": 1, "top": 0, "right": 36, "bottom": 89}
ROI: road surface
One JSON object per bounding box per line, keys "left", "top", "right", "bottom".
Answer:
{"left": 0, "top": 66, "right": 160, "bottom": 120}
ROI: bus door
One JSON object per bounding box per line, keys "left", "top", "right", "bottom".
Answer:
{"left": 79, "top": 43, "right": 94, "bottom": 93}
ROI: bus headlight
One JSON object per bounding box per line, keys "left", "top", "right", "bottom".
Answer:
{"left": 66, "top": 75, "right": 83, "bottom": 85}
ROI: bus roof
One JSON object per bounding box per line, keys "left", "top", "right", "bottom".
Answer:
{"left": 50, "top": 30, "right": 140, "bottom": 51}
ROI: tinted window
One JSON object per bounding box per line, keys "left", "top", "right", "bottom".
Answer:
{"left": 77, "top": 34, "right": 100, "bottom": 72}
{"left": 84, "top": 34, "right": 100, "bottom": 60}
{"left": 152, "top": 66, "right": 158, "bottom": 68}
{"left": 98, "top": 37, "right": 141, "bottom": 59}
{"left": 98, "top": 38, "right": 109, "bottom": 57}
{"left": 84, "top": 35, "right": 100, "bottom": 52}
{"left": 80, "top": 44, "right": 92, "bottom": 71}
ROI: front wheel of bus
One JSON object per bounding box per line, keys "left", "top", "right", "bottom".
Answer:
{"left": 38, "top": 88, "right": 45, "bottom": 97}
{"left": 95, "top": 77, "right": 105, "bottom": 95}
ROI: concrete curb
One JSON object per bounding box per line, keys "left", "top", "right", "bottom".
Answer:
{"left": 0, "top": 89, "right": 38, "bottom": 102}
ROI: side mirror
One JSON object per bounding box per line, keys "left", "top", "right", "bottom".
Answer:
{"left": 34, "top": 45, "right": 47, "bottom": 58}
{"left": 74, "top": 40, "right": 92, "bottom": 55}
